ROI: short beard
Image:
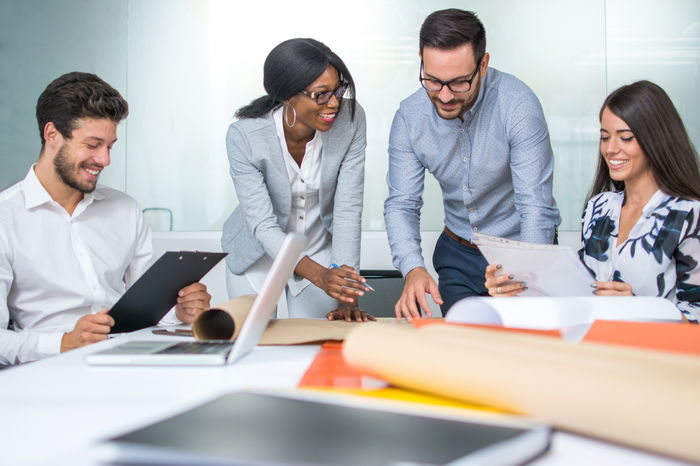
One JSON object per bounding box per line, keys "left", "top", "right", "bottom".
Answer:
{"left": 53, "top": 144, "right": 96, "bottom": 194}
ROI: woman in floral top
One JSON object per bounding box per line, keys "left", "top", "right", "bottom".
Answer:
{"left": 485, "top": 81, "right": 700, "bottom": 322}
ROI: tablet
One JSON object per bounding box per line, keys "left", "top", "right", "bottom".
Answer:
{"left": 105, "top": 391, "right": 552, "bottom": 465}
{"left": 109, "top": 251, "right": 226, "bottom": 333}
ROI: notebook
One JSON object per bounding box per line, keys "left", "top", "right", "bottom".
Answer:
{"left": 86, "top": 233, "right": 306, "bottom": 366}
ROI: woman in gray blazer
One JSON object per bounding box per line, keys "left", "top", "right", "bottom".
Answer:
{"left": 221, "top": 38, "right": 374, "bottom": 321}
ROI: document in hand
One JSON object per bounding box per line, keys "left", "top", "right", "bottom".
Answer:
{"left": 472, "top": 232, "right": 594, "bottom": 296}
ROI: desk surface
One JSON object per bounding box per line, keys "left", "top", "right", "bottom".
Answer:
{"left": 0, "top": 329, "right": 690, "bottom": 466}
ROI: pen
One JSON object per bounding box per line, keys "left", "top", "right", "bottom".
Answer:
{"left": 330, "top": 263, "right": 375, "bottom": 291}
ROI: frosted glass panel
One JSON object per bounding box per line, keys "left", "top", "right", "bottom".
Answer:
{"left": 0, "top": 0, "right": 128, "bottom": 192}
{"left": 1, "top": 0, "right": 698, "bottom": 234}
{"left": 125, "top": 0, "right": 607, "bottom": 232}
{"left": 606, "top": 0, "right": 700, "bottom": 147}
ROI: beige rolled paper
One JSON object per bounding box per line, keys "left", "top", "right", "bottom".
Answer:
{"left": 343, "top": 324, "right": 700, "bottom": 463}
{"left": 192, "top": 294, "right": 257, "bottom": 341}
{"left": 193, "top": 295, "right": 405, "bottom": 344}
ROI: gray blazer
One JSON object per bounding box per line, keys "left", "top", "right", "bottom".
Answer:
{"left": 221, "top": 102, "right": 366, "bottom": 275}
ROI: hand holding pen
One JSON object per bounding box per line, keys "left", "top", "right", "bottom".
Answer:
{"left": 331, "top": 263, "right": 375, "bottom": 292}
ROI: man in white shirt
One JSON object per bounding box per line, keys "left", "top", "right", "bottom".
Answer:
{"left": 0, "top": 72, "right": 211, "bottom": 365}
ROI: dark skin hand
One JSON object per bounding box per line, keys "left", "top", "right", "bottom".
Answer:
{"left": 295, "top": 257, "right": 368, "bottom": 303}
{"left": 326, "top": 299, "right": 377, "bottom": 322}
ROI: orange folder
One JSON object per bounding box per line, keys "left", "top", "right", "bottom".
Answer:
{"left": 298, "top": 342, "right": 367, "bottom": 388}
{"left": 582, "top": 320, "right": 700, "bottom": 356}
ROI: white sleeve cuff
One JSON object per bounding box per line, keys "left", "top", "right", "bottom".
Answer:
{"left": 36, "top": 331, "right": 64, "bottom": 358}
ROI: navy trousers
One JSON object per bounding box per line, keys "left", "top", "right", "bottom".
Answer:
{"left": 432, "top": 232, "right": 489, "bottom": 316}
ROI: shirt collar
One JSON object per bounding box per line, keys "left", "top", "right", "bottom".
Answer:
{"left": 22, "top": 164, "right": 106, "bottom": 211}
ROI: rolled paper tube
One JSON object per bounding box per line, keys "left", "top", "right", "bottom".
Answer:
{"left": 342, "top": 324, "right": 700, "bottom": 463}
{"left": 192, "top": 294, "right": 256, "bottom": 341}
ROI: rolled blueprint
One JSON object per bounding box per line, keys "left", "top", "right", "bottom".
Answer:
{"left": 343, "top": 324, "right": 700, "bottom": 463}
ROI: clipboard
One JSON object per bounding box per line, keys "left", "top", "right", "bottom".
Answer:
{"left": 109, "top": 251, "right": 227, "bottom": 333}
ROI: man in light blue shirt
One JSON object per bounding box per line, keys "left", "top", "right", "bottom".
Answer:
{"left": 385, "top": 9, "right": 560, "bottom": 319}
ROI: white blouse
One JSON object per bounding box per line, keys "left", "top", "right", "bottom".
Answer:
{"left": 243, "top": 108, "right": 332, "bottom": 305}
{"left": 580, "top": 190, "right": 700, "bottom": 321}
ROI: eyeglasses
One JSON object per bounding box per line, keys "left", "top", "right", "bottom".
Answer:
{"left": 419, "top": 59, "right": 482, "bottom": 94}
{"left": 299, "top": 81, "right": 349, "bottom": 105}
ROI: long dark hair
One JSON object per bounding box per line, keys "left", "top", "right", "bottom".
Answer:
{"left": 235, "top": 38, "right": 356, "bottom": 120}
{"left": 588, "top": 80, "right": 700, "bottom": 201}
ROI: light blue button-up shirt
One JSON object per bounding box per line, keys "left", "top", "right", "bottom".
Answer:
{"left": 384, "top": 67, "right": 561, "bottom": 276}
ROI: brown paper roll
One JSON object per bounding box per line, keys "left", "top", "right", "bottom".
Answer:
{"left": 192, "top": 294, "right": 256, "bottom": 341}
{"left": 343, "top": 324, "right": 700, "bottom": 463}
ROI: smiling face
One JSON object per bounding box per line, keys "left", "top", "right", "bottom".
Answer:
{"left": 286, "top": 66, "right": 342, "bottom": 134}
{"left": 599, "top": 107, "right": 655, "bottom": 188}
{"left": 52, "top": 117, "right": 117, "bottom": 193}
{"left": 421, "top": 44, "right": 489, "bottom": 121}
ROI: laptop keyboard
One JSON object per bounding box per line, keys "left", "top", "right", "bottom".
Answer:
{"left": 157, "top": 342, "right": 233, "bottom": 355}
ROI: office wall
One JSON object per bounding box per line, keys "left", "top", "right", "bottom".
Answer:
{"left": 1, "top": 0, "right": 699, "bottom": 234}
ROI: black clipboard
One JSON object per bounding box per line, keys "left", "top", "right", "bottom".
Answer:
{"left": 109, "top": 251, "right": 227, "bottom": 333}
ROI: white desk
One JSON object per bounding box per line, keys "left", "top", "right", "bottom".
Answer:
{"left": 0, "top": 329, "right": 690, "bottom": 466}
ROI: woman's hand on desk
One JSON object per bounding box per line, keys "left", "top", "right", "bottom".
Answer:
{"left": 484, "top": 264, "right": 527, "bottom": 297}
{"left": 593, "top": 281, "right": 634, "bottom": 296}
{"left": 175, "top": 283, "right": 212, "bottom": 324}
{"left": 326, "top": 301, "right": 377, "bottom": 322}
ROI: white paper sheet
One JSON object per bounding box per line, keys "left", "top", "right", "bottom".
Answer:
{"left": 473, "top": 232, "right": 595, "bottom": 296}
{"left": 446, "top": 296, "right": 682, "bottom": 341}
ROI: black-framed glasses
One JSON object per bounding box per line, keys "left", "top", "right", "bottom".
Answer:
{"left": 419, "top": 59, "right": 481, "bottom": 93}
{"left": 300, "top": 81, "right": 349, "bottom": 105}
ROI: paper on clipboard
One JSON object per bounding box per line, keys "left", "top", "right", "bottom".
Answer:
{"left": 472, "top": 232, "right": 595, "bottom": 296}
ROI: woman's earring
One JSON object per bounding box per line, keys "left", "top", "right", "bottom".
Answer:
{"left": 284, "top": 104, "right": 297, "bottom": 128}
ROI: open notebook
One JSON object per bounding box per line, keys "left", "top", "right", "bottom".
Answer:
{"left": 85, "top": 233, "right": 306, "bottom": 366}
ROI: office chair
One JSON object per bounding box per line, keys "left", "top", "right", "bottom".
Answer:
{"left": 357, "top": 269, "right": 404, "bottom": 317}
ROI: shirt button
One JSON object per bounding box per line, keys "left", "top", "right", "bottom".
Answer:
{"left": 472, "top": 226, "right": 478, "bottom": 231}
{"left": 469, "top": 207, "right": 475, "bottom": 212}
{"left": 463, "top": 185, "right": 468, "bottom": 191}
{"left": 299, "top": 215, "right": 304, "bottom": 220}
{"left": 459, "top": 128, "right": 465, "bottom": 133}
{"left": 300, "top": 179, "right": 305, "bottom": 183}
{"left": 300, "top": 195, "right": 305, "bottom": 200}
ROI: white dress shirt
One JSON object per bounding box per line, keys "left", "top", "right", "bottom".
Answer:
{"left": 243, "top": 108, "right": 332, "bottom": 310}
{"left": 0, "top": 166, "right": 165, "bottom": 364}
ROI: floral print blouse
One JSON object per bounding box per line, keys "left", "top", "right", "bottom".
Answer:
{"left": 580, "top": 190, "right": 700, "bottom": 322}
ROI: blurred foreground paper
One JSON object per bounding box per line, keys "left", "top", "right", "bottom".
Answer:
{"left": 343, "top": 324, "right": 700, "bottom": 464}
{"left": 473, "top": 232, "right": 594, "bottom": 296}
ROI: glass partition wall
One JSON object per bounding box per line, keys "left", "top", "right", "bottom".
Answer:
{"left": 1, "top": 0, "right": 698, "bottom": 233}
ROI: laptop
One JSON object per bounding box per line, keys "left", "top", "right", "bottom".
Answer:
{"left": 86, "top": 233, "right": 306, "bottom": 366}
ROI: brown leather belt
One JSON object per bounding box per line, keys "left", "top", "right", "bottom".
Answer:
{"left": 443, "top": 226, "right": 478, "bottom": 249}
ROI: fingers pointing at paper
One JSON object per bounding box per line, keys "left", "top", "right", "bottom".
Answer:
{"left": 484, "top": 264, "right": 527, "bottom": 297}
{"left": 175, "top": 282, "right": 212, "bottom": 324}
